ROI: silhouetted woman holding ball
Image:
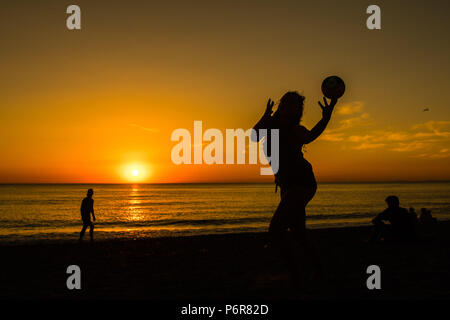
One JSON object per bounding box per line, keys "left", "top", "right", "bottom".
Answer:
{"left": 252, "top": 91, "right": 337, "bottom": 286}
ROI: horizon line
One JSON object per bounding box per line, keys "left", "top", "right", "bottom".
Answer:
{"left": 1, "top": 180, "right": 450, "bottom": 185}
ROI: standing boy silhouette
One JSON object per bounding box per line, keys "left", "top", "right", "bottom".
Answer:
{"left": 79, "top": 188, "right": 96, "bottom": 242}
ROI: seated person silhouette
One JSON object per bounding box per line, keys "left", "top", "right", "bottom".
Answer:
{"left": 79, "top": 188, "right": 96, "bottom": 242}
{"left": 370, "top": 195, "right": 417, "bottom": 243}
{"left": 419, "top": 208, "right": 437, "bottom": 225}
{"left": 408, "top": 207, "right": 419, "bottom": 226}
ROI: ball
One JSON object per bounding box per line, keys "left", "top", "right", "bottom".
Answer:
{"left": 321, "top": 76, "right": 345, "bottom": 99}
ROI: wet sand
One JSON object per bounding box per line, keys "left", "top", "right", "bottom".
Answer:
{"left": 1, "top": 221, "right": 449, "bottom": 300}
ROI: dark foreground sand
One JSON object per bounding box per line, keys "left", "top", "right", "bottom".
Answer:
{"left": 1, "top": 222, "right": 449, "bottom": 300}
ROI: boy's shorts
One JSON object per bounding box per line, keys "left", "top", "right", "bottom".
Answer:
{"left": 82, "top": 219, "right": 93, "bottom": 226}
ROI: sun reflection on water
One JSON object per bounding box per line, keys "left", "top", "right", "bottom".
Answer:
{"left": 126, "top": 185, "right": 145, "bottom": 221}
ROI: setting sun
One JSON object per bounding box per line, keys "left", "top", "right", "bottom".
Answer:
{"left": 121, "top": 163, "right": 151, "bottom": 182}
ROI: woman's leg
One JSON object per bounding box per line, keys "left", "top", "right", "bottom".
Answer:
{"left": 290, "top": 211, "right": 323, "bottom": 276}
{"left": 268, "top": 193, "right": 291, "bottom": 260}
{"left": 268, "top": 186, "right": 322, "bottom": 286}
{"left": 268, "top": 189, "right": 301, "bottom": 280}
{"left": 268, "top": 197, "right": 287, "bottom": 241}
{"left": 288, "top": 187, "right": 323, "bottom": 279}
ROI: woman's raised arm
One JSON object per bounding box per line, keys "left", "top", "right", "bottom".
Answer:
{"left": 303, "top": 97, "right": 337, "bottom": 144}
{"left": 251, "top": 98, "right": 275, "bottom": 142}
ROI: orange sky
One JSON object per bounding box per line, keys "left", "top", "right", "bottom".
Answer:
{"left": 0, "top": 0, "right": 449, "bottom": 183}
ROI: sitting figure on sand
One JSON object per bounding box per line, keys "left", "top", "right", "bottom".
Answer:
{"left": 419, "top": 208, "right": 437, "bottom": 225}
{"left": 369, "top": 195, "right": 417, "bottom": 243}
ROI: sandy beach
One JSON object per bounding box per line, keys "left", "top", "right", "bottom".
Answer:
{"left": 1, "top": 221, "right": 449, "bottom": 300}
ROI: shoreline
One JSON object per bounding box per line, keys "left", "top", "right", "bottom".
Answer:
{"left": 0, "top": 223, "right": 368, "bottom": 246}
{"left": 1, "top": 221, "right": 449, "bottom": 299}
{"left": 2, "top": 218, "right": 449, "bottom": 246}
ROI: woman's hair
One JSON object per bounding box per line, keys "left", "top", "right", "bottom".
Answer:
{"left": 275, "top": 91, "right": 305, "bottom": 127}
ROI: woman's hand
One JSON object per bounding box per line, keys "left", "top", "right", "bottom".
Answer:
{"left": 264, "top": 98, "right": 275, "bottom": 117}
{"left": 307, "top": 97, "right": 338, "bottom": 143}
{"left": 252, "top": 98, "right": 275, "bottom": 140}
{"left": 318, "top": 97, "right": 337, "bottom": 120}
